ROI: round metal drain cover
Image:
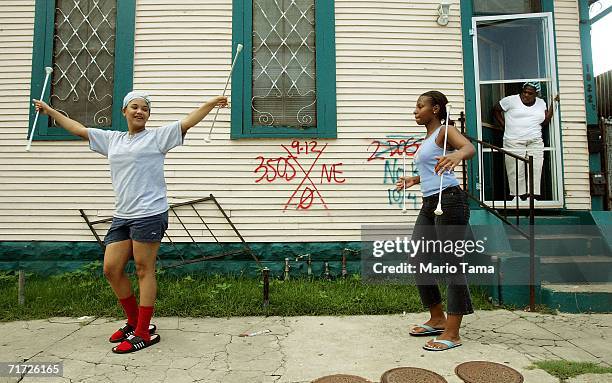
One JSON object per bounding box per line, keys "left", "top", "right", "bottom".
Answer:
{"left": 455, "top": 361, "right": 523, "bottom": 383}
{"left": 380, "top": 367, "right": 448, "bottom": 383}
{"left": 312, "top": 374, "right": 372, "bottom": 383}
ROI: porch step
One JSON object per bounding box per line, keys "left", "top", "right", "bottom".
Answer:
{"left": 543, "top": 283, "right": 612, "bottom": 293}
{"left": 541, "top": 283, "right": 612, "bottom": 313}
{"left": 506, "top": 232, "right": 608, "bottom": 257}
{"left": 540, "top": 256, "right": 612, "bottom": 283}
{"left": 508, "top": 233, "right": 600, "bottom": 240}
{"left": 540, "top": 255, "right": 612, "bottom": 263}
{"left": 500, "top": 215, "right": 583, "bottom": 226}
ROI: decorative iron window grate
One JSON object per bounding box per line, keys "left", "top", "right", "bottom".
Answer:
{"left": 51, "top": 0, "right": 116, "bottom": 128}
{"left": 252, "top": 0, "right": 317, "bottom": 129}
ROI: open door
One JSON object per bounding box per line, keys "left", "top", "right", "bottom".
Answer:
{"left": 473, "top": 13, "right": 563, "bottom": 207}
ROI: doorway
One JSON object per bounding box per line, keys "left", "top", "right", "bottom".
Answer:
{"left": 472, "top": 13, "right": 563, "bottom": 207}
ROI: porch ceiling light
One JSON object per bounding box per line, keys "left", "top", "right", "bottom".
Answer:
{"left": 437, "top": 0, "right": 452, "bottom": 26}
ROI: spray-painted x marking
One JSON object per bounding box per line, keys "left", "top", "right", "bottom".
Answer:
{"left": 281, "top": 143, "right": 329, "bottom": 210}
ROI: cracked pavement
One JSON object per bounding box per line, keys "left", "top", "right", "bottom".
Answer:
{"left": 1, "top": 311, "right": 610, "bottom": 382}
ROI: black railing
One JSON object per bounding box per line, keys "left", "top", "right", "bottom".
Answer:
{"left": 458, "top": 112, "right": 537, "bottom": 311}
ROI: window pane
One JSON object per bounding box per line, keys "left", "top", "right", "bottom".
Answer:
{"left": 51, "top": 0, "right": 116, "bottom": 128}
{"left": 252, "top": 0, "right": 316, "bottom": 128}
{"left": 473, "top": 0, "right": 541, "bottom": 15}
{"left": 477, "top": 18, "right": 548, "bottom": 82}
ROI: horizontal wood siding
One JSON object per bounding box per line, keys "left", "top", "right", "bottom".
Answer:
{"left": 0, "top": 0, "right": 593, "bottom": 243}
{"left": 554, "top": 0, "right": 591, "bottom": 209}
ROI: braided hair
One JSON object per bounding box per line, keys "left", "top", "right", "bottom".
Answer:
{"left": 420, "top": 90, "right": 453, "bottom": 125}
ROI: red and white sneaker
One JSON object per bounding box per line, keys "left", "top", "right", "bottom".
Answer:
{"left": 109, "top": 323, "right": 157, "bottom": 343}
{"left": 112, "top": 334, "right": 161, "bottom": 354}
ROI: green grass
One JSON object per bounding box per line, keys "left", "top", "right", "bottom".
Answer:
{"left": 529, "top": 360, "right": 612, "bottom": 382}
{"left": 0, "top": 266, "right": 494, "bottom": 321}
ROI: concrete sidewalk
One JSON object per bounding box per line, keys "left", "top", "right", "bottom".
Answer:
{"left": 1, "top": 310, "right": 611, "bottom": 383}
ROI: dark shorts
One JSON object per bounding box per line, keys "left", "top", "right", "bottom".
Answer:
{"left": 104, "top": 211, "right": 169, "bottom": 245}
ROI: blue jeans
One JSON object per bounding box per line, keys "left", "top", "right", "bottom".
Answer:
{"left": 411, "top": 186, "right": 474, "bottom": 315}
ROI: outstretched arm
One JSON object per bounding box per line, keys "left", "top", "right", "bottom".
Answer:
{"left": 33, "top": 99, "right": 88, "bottom": 140}
{"left": 180, "top": 96, "right": 228, "bottom": 135}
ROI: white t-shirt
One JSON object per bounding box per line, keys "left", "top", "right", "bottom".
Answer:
{"left": 499, "top": 94, "right": 547, "bottom": 140}
{"left": 88, "top": 121, "right": 183, "bottom": 218}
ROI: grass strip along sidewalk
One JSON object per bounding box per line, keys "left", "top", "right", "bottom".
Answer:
{"left": 0, "top": 264, "right": 493, "bottom": 321}
{"left": 529, "top": 360, "right": 612, "bottom": 382}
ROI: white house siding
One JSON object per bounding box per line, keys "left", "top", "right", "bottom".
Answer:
{"left": 554, "top": 0, "right": 592, "bottom": 209}
{"left": 0, "top": 1, "right": 120, "bottom": 242}
{"left": 131, "top": 0, "right": 467, "bottom": 242}
{"left": 0, "top": 0, "right": 593, "bottom": 244}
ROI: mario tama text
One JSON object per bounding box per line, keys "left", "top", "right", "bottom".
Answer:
{"left": 371, "top": 261, "right": 494, "bottom": 275}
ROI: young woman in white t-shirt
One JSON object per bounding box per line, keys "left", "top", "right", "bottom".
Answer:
{"left": 33, "top": 92, "right": 227, "bottom": 353}
{"left": 493, "top": 82, "right": 558, "bottom": 200}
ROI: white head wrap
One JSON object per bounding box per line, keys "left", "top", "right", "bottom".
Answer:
{"left": 122, "top": 91, "right": 151, "bottom": 109}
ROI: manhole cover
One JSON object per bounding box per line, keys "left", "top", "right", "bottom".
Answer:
{"left": 455, "top": 361, "right": 524, "bottom": 383}
{"left": 312, "top": 374, "right": 372, "bottom": 383}
{"left": 380, "top": 367, "right": 448, "bottom": 383}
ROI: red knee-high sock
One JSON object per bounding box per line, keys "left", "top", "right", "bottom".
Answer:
{"left": 134, "top": 306, "right": 154, "bottom": 342}
{"left": 119, "top": 295, "right": 139, "bottom": 328}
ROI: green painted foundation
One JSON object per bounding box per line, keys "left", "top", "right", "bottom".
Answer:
{"left": 0, "top": 241, "right": 362, "bottom": 278}
{"left": 3, "top": 209, "right": 611, "bottom": 313}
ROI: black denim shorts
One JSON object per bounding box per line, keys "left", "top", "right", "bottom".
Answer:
{"left": 104, "top": 211, "right": 169, "bottom": 245}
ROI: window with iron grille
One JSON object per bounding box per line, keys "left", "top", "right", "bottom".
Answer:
{"left": 232, "top": 0, "right": 336, "bottom": 139}
{"left": 28, "top": 0, "right": 135, "bottom": 140}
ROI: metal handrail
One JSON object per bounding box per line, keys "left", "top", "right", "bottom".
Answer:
{"left": 79, "top": 194, "right": 260, "bottom": 269}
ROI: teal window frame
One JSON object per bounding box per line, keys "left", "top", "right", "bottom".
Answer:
{"left": 28, "top": 0, "right": 136, "bottom": 141}
{"left": 231, "top": 0, "right": 337, "bottom": 139}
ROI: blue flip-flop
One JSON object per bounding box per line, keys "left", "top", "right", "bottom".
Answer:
{"left": 423, "top": 337, "right": 462, "bottom": 351}
{"left": 409, "top": 324, "right": 444, "bottom": 337}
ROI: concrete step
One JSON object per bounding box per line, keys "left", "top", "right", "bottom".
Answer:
{"left": 539, "top": 255, "right": 612, "bottom": 283}
{"left": 541, "top": 283, "right": 612, "bottom": 313}
{"left": 506, "top": 232, "right": 608, "bottom": 257}
{"left": 500, "top": 215, "right": 583, "bottom": 226}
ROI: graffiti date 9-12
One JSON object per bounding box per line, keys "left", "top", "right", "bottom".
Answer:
{"left": 291, "top": 140, "right": 322, "bottom": 155}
